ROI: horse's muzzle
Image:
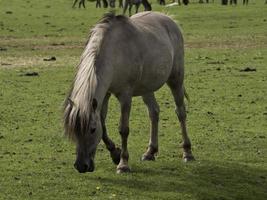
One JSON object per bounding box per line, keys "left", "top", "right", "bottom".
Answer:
{"left": 74, "top": 159, "right": 95, "bottom": 173}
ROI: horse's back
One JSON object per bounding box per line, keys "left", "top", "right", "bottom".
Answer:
{"left": 104, "top": 12, "right": 184, "bottom": 96}
{"left": 130, "top": 12, "right": 184, "bottom": 95}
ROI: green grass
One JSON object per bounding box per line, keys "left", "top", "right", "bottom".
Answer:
{"left": 0, "top": 0, "right": 267, "bottom": 199}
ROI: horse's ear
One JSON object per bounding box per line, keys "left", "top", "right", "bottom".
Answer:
{"left": 92, "top": 98, "right": 98, "bottom": 112}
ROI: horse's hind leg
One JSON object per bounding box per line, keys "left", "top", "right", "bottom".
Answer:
{"left": 167, "top": 78, "right": 194, "bottom": 162}
{"left": 101, "top": 93, "right": 121, "bottom": 165}
{"left": 141, "top": 93, "right": 159, "bottom": 161}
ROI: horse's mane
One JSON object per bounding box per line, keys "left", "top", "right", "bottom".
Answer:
{"left": 64, "top": 12, "right": 128, "bottom": 140}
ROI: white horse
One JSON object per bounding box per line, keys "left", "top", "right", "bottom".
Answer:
{"left": 64, "top": 12, "right": 194, "bottom": 174}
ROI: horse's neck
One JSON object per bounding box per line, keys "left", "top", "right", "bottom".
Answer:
{"left": 93, "top": 81, "right": 108, "bottom": 111}
{"left": 93, "top": 62, "right": 112, "bottom": 111}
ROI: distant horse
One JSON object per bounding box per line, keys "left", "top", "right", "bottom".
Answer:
{"left": 72, "top": 0, "right": 86, "bottom": 8}
{"left": 96, "top": 0, "right": 109, "bottom": 8}
{"left": 73, "top": 0, "right": 110, "bottom": 9}
{"left": 64, "top": 12, "right": 194, "bottom": 173}
{"left": 123, "top": 0, "right": 152, "bottom": 16}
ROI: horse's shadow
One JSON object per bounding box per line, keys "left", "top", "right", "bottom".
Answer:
{"left": 94, "top": 160, "right": 267, "bottom": 200}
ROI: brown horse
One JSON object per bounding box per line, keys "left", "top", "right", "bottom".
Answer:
{"left": 64, "top": 12, "right": 194, "bottom": 173}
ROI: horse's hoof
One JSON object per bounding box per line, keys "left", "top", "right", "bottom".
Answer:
{"left": 116, "top": 165, "right": 131, "bottom": 174}
{"left": 141, "top": 153, "right": 155, "bottom": 161}
{"left": 183, "top": 155, "right": 195, "bottom": 162}
{"left": 110, "top": 148, "right": 121, "bottom": 165}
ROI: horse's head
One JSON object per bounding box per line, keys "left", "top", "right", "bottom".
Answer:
{"left": 66, "top": 98, "right": 102, "bottom": 173}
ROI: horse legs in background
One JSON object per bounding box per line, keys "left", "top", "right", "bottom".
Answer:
{"left": 123, "top": 0, "right": 131, "bottom": 16}
{"left": 103, "top": 0, "right": 109, "bottom": 8}
{"left": 141, "top": 93, "right": 159, "bottom": 161}
{"left": 109, "top": 0, "right": 116, "bottom": 8}
{"left": 79, "top": 0, "right": 86, "bottom": 8}
{"left": 167, "top": 80, "right": 195, "bottom": 162}
{"left": 230, "top": 0, "right": 237, "bottom": 5}
{"left": 116, "top": 93, "right": 132, "bottom": 173}
{"left": 123, "top": 1, "right": 127, "bottom": 15}
{"left": 243, "top": 0, "right": 248, "bottom": 5}
{"left": 119, "top": 0, "right": 123, "bottom": 8}
{"left": 101, "top": 93, "right": 121, "bottom": 165}
{"left": 159, "top": 0, "right": 166, "bottom": 5}
{"left": 135, "top": 2, "right": 140, "bottom": 14}
{"left": 96, "top": 0, "right": 101, "bottom": 8}
{"left": 72, "top": 0, "right": 79, "bottom": 8}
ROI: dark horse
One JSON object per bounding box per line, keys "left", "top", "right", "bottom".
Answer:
{"left": 123, "top": 0, "right": 152, "bottom": 16}
{"left": 64, "top": 12, "right": 194, "bottom": 174}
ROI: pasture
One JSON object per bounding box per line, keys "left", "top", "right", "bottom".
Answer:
{"left": 0, "top": 0, "right": 266, "bottom": 199}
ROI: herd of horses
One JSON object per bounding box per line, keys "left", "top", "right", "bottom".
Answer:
{"left": 72, "top": 0, "right": 189, "bottom": 15}
{"left": 72, "top": 0, "right": 253, "bottom": 16}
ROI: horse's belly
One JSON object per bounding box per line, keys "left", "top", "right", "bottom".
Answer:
{"left": 132, "top": 58, "right": 173, "bottom": 96}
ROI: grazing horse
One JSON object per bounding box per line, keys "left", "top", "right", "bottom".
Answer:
{"left": 123, "top": 0, "right": 152, "bottom": 16}
{"left": 64, "top": 12, "right": 194, "bottom": 174}
{"left": 72, "top": 0, "right": 86, "bottom": 8}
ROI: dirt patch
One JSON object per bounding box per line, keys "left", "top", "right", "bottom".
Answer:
{"left": 185, "top": 40, "right": 267, "bottom": 49}
{"left": 0, "top": 56, "right": 77, "bottom": 69}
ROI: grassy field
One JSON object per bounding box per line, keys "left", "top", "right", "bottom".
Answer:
{"left": 0, "top": 0, "right": 267, "bottom": 199}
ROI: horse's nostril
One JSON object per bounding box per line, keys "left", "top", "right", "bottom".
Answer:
{"left": 74, "top": 159, "right": 95, "bottom": 173}
{"left": 74, "top": 162, "right": 88, "bottom": 173}
{"left": 83, "top": 164, "right": 89, "bottom": 171}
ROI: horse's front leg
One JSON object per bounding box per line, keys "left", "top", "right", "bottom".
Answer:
{"left": 116, "top": 93, "right": 132, "bottom": 173}
{"left": 101, "top": 93, "right": 121, "bottom": 165}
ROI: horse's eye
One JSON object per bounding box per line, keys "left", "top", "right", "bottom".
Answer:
{"left": 90, "top": 127, "right": 96, "bottom": 134}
